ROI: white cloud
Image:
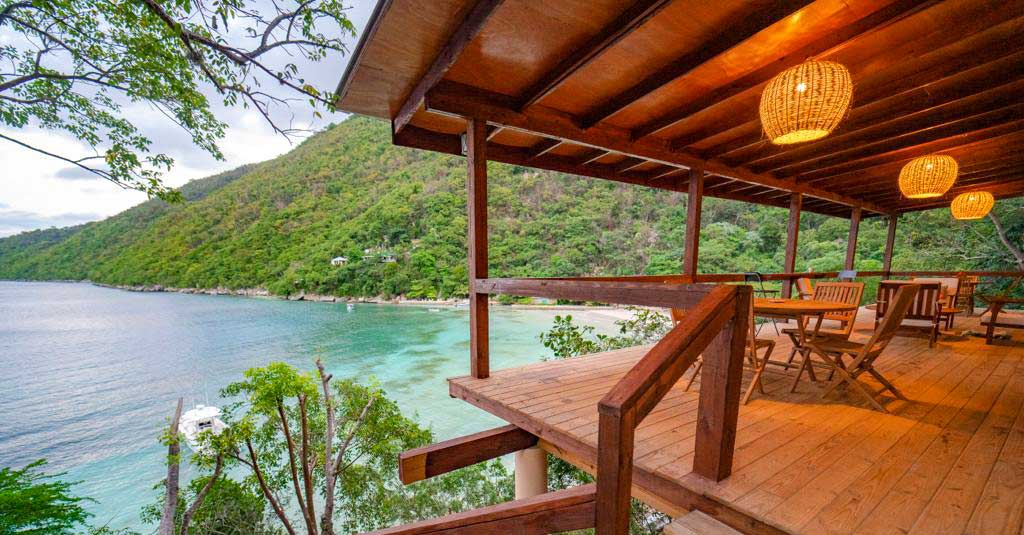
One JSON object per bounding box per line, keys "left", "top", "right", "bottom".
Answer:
{"left": 0, "top": 0, "right": 375, "bottom": 236}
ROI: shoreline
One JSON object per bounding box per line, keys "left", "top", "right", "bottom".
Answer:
{"left": 12, "top": 280, "right": 634, "bottom": 315}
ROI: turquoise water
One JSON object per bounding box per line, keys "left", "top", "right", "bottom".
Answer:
{"left": 0, "top": 281, "right": 617, "bottom": 530}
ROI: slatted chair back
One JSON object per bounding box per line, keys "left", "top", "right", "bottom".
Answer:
{"left": 861, "top": 284, "right": 920, "bottom": 361}
{"left": 811, "top": 281, "right": 864, "bottom": 336}
{"left": 876, "top": 281, "right": 941, "bottom": 321}
{"left": 795, "top": 277, "right": 814, "bottom": 300}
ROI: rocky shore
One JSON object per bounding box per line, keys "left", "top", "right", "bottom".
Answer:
{"left": 93, "top": 282, "right": 471, "bottom": 305}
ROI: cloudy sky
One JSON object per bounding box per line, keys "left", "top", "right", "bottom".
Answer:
{"left": 0, "top": 2, "right": 376, "bottom": 237}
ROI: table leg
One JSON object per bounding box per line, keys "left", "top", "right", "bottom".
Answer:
{"left": 790, "top": 312, "right": 824, "bottom": 392}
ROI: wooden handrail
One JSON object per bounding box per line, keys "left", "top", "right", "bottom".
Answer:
{"left": 594, "top": 285, "right": 751, "bottom": 535}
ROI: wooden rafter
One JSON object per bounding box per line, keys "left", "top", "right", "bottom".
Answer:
{"left": 528, "top": 138, "right": 563, "bottom": 159}
{"left": 577, "top": 0, "right": 814, "bottom": 129}
{"left": 391, "top": 0, "right": 506, "bottom": 136}
{"left": 515, "top": 0, "right": 672, "bottom": 110}
{"left": 699, "top": 11, "right": 1024, "bottom": 158}
{"left": 630, "top": 0, "right": 930, "bottom": 141}
{"left": 422, "top": 81, "right": 890, "bottom": 214}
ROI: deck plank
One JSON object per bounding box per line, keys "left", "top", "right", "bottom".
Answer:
{"left": 448, "top": 313, "right": 1024, "bottom": 534}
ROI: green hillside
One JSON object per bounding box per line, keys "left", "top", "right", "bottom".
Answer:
{"left": 1, "top": 115, "right": 1019, "bottom": 299}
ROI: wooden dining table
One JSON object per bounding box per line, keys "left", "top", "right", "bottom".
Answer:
{"left": 752, "top": 298, "right": 861, "bottom": 389}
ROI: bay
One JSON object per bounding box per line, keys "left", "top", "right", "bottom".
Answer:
{"left": 0, "top": 281, "right": 621, "bottom": 530}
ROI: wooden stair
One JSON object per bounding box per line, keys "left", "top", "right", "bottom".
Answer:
{"left": 665, "top": 510, "right": 743, "bottom": 535}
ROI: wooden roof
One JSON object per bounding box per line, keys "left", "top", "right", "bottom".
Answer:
{"left": 335, "top": 0, "right": 1024, "bottom": 218}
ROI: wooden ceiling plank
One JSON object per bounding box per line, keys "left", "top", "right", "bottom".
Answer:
{"left": 577, "top": 0, "right": 815, "bottom": 129}
{"left": 516, "top": 0, "right": 673, "bottom": 110}
{"left": 391, "top": 0, "right": 506, "bottom": 136}
{"left": 424, "top": 81, "right": 891, "bottom": 214}
{"left": 615, "top": 158, "right": 650, "bottom": 174}
{"left": 799, "top": 121, "right": 1024, "bottom": 184}
{"left": 701, "top": 12, "right": 1024, "bottom": 159}
{"left": 742, "top": 52, "right": 1024, "bottom": 170}
{"left": 528, "top": 138, "right": 564, "bottom": 159}
{"left": 776, "top": 103, "right": 1024, "bottom": 177}
{"left": 631, "top": 0, "right": 930, "bottom": 141}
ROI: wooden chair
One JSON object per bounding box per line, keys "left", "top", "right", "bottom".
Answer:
{"left": 912, "top": 277, "right": 960, "bottom": 329}
{"left": 876, "top": 281, "right": 943, "bottom": 347}
{"left": 808, "top": 284, "right": 920, "bottom": 412}
{"left": 672, "top": 304, "right": 775, "bottom": 403}
{"left": 782, "top": 281, "right": 865, "bottom": 363}
{"left": 794, "top": 277, "right": 814, "bottom": 300}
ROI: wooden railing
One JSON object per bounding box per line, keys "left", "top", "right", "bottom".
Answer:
{"left": 593, "top": 285, "right": 750, "bottom": 534}
{"left": 472, "top": 277, "right": 751, "bottom": 535}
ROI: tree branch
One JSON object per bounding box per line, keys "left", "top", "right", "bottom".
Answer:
{"left": 276, "top": 401, "right": 315, "bottom": 535}
{"left": 989, "top": 211, "right": 1024, "bottom": 271}
{"left": 158, "top": 398, "right": 184, "bottom": 535}
{"left": 246, "top": 438, "right": 297, "bottom": 535}
{"left": 331, "top": 394, "right": 375, "bottom": 481}
{"left": 315, "top": 359, "right": 335, "bottom": 535}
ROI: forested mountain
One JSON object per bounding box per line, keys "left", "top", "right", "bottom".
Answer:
{"left": 1, "top": 115, "right": 1020, "bottom": 299}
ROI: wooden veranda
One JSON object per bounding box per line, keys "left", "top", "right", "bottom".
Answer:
{"left": 334, "top": 1, "right": 1024, "bottom": 533}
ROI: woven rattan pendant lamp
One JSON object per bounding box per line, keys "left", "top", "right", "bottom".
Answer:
{"left": 951, "top": 191, "right": 995, "bottom": 220}
{"left": 898, "top": 155, "right": 958, "bottom": 198}
{"left": 759, "top": 61, "right": 852, "bottom": 145}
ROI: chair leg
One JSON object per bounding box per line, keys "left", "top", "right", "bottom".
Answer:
{"left": 866, "top": 367, "right": 907, "bottom": 400}
{"left": 790, "top": 351, "right": 812, "bottom": 393}
{"left": 684, "top": 359, "right": 703, "bottom": 392}
{"left": 844, "top": 374, "right": 889, "bottom": 413}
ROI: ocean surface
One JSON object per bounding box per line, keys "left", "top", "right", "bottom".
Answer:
{"left": 0, "top": 281, "right": 621, "bottom": 531}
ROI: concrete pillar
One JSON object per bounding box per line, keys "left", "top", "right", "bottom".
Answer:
{"left": 514, "top": 446, "right": 548, "bottom": 499}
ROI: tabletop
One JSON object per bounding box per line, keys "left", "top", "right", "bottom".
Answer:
{"left": 753, "top": 298, "right": 859, "bottom": 316}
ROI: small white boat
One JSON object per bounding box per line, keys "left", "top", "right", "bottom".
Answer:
{"left": 428, "top": 307, "right": 440, "bottom": 312}
{"left": 346, "top": 303, "right": 355, "bottom": 311}
{"left": 179, "top": 404, "right": 226, "bottom": 454}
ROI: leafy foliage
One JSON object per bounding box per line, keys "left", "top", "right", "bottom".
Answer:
{"left": 0, "top": 460, "right": 91, "bottom": 535}
{"left": 0, "top": 116, "right": 1021, "bottom": 300}
{"left": 0, "top": 0, "right": 354, "bottom": 199}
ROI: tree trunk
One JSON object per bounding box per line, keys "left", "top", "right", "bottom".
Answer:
{"left": 158, "top": 398, "right": 184, "bottom": 535}
{"left": 247, "top": 438, "right": 298, "bottom": 535}
{"left": 989, "top": 212, "right": 1024, "bottom": 271}
{"left": 316, "top": 360, "right": 336, "bottom": 535}
{"left": 298, "top": 395, "right": 317, "bottom": 532}
{"left": 178, "top": 453, "right": 223, "bottom": 535}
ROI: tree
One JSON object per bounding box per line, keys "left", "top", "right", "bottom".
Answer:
{"left": 0, "top": 0, "right": 355, "bottom": 200}
{"left": 152, "top": 360, "right": 512, "bottom": 535}
{"left": 0, "top": 460, "right": 92, "bottom": 535}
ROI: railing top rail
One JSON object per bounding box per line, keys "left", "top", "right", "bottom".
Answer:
{"left": 474, "top": 277, "right": 718, "bottom": 310}
{"left": 599, "top": 284, "right": 740, "bottom": 422}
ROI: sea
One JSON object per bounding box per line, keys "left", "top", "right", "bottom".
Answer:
{"left": 0, "top": 281, "right": 622, "bottom": 531}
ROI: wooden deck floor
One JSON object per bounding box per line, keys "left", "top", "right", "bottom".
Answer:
{"left": 449, "top": 312, "right": 1024, "bottom": 535}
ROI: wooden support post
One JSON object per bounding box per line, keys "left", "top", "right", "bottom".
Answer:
{"left": 693, "top": 286, "right": 750, "bottom": 481}
{"left": 514, "top": 446, "right": 548, "bottom": 499}
{"left": 882, "top": 214, "right": 898, "bottom": 277}
{"left": 683, "top": 168, "right": 704, "bottom": 277}
{"left": 467, "top": 118, "right": 489, "bottom": 378}
{"left": 782, "top": 193, "right": 802, "bottom": 298}
{"left": 845, "top": 207, "right": 862, "bottom": 271}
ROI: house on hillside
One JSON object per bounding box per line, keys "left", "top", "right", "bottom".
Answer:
{"left": 330, "top": 256, "right": 348, "bottom": 266}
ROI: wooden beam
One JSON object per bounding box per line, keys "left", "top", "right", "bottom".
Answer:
{"left": 423, "top": 81, "right": 890, "bottom": 214}
{"left": 578, "top": 0, "right": 813, "bottom": 128}
{"left": 516, "top": 0, "right": 672, "bottom": 110}
{"left": 754, "top": 78, "right": 1024, "bottom": 175}
{"left": 528, "top": 138, "right": 563, "bottom": 159}
{"left": 391, "top": 0, "right": 506, "bottom": 135}
{"left": 782, "top": 193, "right": 802, "bottom": 298}
{"left": 466, "top": 118, "right": 489, "bottom": 379}
{"left": 883, "top": 214, "right": 898, "bottom": 277}
{"left": 399, "top": 425, "right": 537, "bottom": 484}
{"left": 683, "top": 169, "right": 704, "bottom": 276}
{"left": 363, "top": 484, "right": 597, "bottom": 535}
{"left": 631, "top": 0, "right": 929, "bottom": 140}
{"left": 693, "top": 287, "right": 750, "bottom": 481}
{"left": 700, "top": 11, "right": 1024, "bottom": 159}
{"left": 845, "top": 207, "right": 862, "bottom": 271}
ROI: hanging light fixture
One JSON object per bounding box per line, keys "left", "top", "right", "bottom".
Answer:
{"left": 759, "top": 61, "right": 853, "bottom": 145}
{"left": 898, "top": 155, "right": 958, "bottom": 199}
{"left": 951, "top": 191, "right": 995, "bottom": 220}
